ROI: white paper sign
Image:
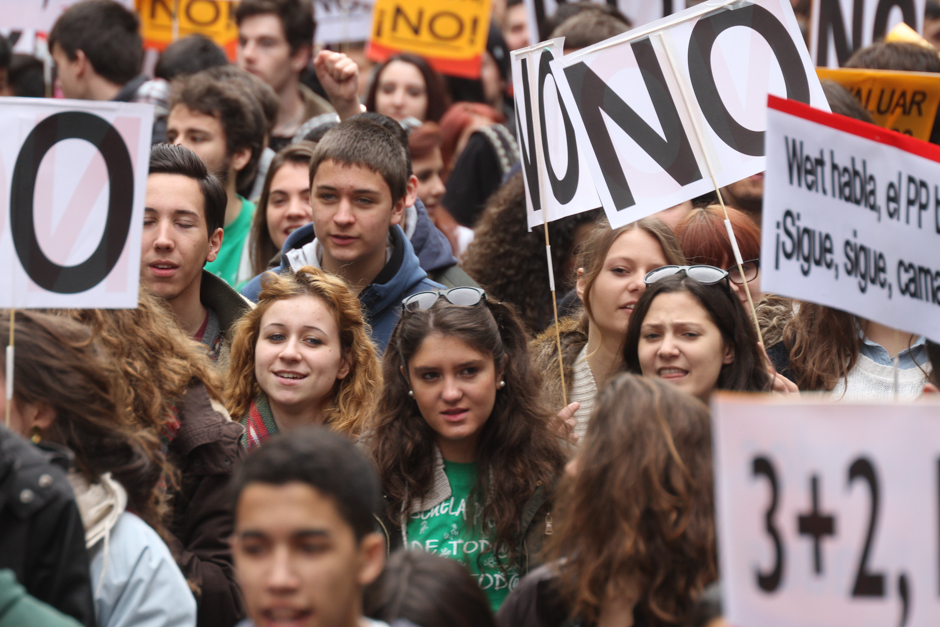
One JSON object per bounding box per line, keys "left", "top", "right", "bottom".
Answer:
{"left": 761, "top": 95, "right": 940, "bottom": 344}
{"left": 511, "top": 39, "right": 601, "bottom": 228}
{"left": 0, "top": 98, "right": 152, "bottom": 308}
{"left": 524, "top": 0, "right": 686, "bottom": 46}
{"left": 1, "top": 0, "right": 134, "bottom": 33}
{"left": 810, "top": 0, "right": 925, "bottom": 68}
{"left": 315, "top": 0, "right": 374, "bottom": 45}
{"left": 552, "top": 0, "right": 829, "bottom": 229}
{"left": 713, "top": 394, "right": 940, "bottom": 627}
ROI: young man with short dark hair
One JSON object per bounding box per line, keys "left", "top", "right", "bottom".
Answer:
{"left": 142, "top": 144, "right": 251, "bottom": 362}
{"left": 231, "top": 428, "right": 388, "bottom": 627}
{"left": 236, "top": 0, "right": 362, "bottom": 151}
{"left": 48, "top": 0, "right": 167, "bottom": 142}
{"left": 241, "top": 117, "right": 442, "bottom": 352}
{"left": 168, "top": 72, "right": 267, "bottom": 287}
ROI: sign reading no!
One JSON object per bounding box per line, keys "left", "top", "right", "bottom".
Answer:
{"left": 0, "top": 98, "right": 152, "bottom": 309}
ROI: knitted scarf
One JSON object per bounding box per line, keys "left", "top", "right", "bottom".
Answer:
{"left": 240, "top": 394, "right": 278, "bottom": 451}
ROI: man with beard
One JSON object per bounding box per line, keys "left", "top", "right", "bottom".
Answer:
{"left": 167, "top": 71, "right": 266, "bottom": 287}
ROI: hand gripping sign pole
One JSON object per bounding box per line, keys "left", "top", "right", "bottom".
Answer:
{"left": 525, "top": 43, "right": 568, "bottom": 407}
{"left": 657, "top": 32, "right": 765, "bottom": 347}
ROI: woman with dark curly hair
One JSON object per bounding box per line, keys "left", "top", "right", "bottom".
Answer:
{"left": 369, "top": 288, "right": 565, "bottom": 611}
{"left": 226, "top": 266, "right": 381, "bottom": 447}
{"left": 498, "top": 373, "right": 717, "bottom": 627}
{"left": 462, "top": 174, "right": 601, "bottom": 334}
{"left": 0, "top": 311, "right": 197, "bottom": 627}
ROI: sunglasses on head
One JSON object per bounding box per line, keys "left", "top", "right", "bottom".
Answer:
{"left": 644, "top": 265, "right": 729, "bottom": 286}
{"left": 401, "top": 287, "right": 488, "bottom": 313}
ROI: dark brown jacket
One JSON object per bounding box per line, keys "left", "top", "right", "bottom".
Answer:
{"left": 167, "top": 383, "right": 247, "bottom": 627}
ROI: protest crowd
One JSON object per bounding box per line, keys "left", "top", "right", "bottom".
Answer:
{"left": 2, "top": 0, "right": 940, "bottom": 626}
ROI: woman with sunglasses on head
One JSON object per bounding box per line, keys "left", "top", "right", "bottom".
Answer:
{"left": 498, "top": 374, "right": 716, "bottom": 627}
{"left": 369, "top": 287, "right": 566, "bottom": 612}
{"left": 621, "top": 266, "right": 786, "bottom": 402}
{"left": 225, "top": 266, "right": 381, "bottom": 449}
{"left": 532, "top": 218, "right": 685, "bottom": 442}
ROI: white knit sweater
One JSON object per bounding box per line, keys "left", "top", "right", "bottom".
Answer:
{"left": 830, "top": 353, "right": 930, "bottom": 401}
{"left": 570, "top": 346, "right": 598, "bottom": 440}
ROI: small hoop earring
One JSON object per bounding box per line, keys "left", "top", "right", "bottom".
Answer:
{"left": 31, "top": 425, "right": 41, "bottom": 444}
{"left": 408, "top": 390, "right": 414, "bottom": 397}
{"left": 498, "top": 380, "right": 506, "bottom": 389}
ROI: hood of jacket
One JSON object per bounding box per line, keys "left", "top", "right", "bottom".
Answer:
{"left": 68, "top": 471, "right": 127, "bottom": 550}
{"left": 409, "top": 198, "right": 458, "bottom": 273}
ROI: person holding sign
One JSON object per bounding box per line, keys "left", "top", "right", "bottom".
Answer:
{"left": 621, "top": 270, "right": 776, "bottom": 402}
{"left": 369, "top": 289, "right": 566, "bottom": 611}
{"left": 142, "top": 144, "right": 252, "bottom": 365}
{"left": 532, "top": 218, "right": 685, "bottom": 441}
{"left": 225, "top": 266, "right": 380, "bottom": 449}
{"left": 497, "top": 374, "right": 716, "bottom": 627}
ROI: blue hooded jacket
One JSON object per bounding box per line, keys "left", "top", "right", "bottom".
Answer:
{"left": 241, "top": 224, "right": 441, "bottom": 353}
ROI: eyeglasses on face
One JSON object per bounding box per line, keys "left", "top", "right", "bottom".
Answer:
{"left": 644, "top": 265, "right": 729, "bottom": 286}
{"left": 401, "top": 287, "right": 488, "bottom": 313}
{"left": 725, "top": 259, "right": 760, "bottom": 285}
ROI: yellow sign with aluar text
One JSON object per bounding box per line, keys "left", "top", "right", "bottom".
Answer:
{"left": 816, "top": 67, "right": 940, "bottom": 140}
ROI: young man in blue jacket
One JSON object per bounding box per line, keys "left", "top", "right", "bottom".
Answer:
{"left": 245, "top": 117, "right": 441, "bottom": 352}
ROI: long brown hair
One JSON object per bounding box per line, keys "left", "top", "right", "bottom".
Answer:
{"left": 576, "top": 217, "right": 686, "bottom": 332}
{"left": 225, "top": 266, "right": 381, "bottom": 437}
{"left": 370, "top": 298, "right": 565, "bottom": 565}
{"left": 782, "top": 304, "right": 859, "bottom": 391}
{"left": 546, "top": 374, "right": 716, "bottom": 625}
{"left": 0, "top": 311, "right": 169, "bottom": 536}
{"left": 58, "top": 288, "right": 223, "bottom": 436}
{"left": 248, "top": 141, "right": 317, "bottom": 276}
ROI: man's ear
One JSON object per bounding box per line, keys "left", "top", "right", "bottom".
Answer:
{"left": 207, "top": 228, "right": 224, "bottom": 263}
{"left": 232, "top": 146, "right": 252, "bottom": 174}
{"left": 356, "top": 532, "right": 386, "bottom": 586}
{"left": 73, "top": 49, "right": 89, "bottom": 78}
{"left": 404, "top": 175, "right": 418, "bottom": 208}
{"left": 389, "top": 195, "right": 406, "bottom": 227}
{"left": 291, "top": 44, "right": 312, "bottom": 74}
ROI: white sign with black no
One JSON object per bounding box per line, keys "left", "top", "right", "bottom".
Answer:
{"left": 811, "top": 0, "right": 926, "bottom": 69}
{"left": 0, "top": 98, "right": 152, "bottom": 308}
{"left": 761, "top": 95, "right": 940, "bottom": 345}
{"left": 550, "top": 0, "right": 829, "bottom": 228}
{"left": 713, "top": 394, "right": 940, "bottom": 626}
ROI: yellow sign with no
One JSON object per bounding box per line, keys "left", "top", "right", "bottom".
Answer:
{"left": 368, "top": 0, "right": 492, "bottom": 78}
{"left": 136, "top": 0, "right": 239, "bottom": 59}
{"left": 817, "top": 67, "right": 940, "bottom": 141}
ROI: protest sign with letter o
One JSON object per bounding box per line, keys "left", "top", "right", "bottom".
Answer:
{"left": 551, "top": 0, "right": 829, "bottom": 228}
{"left": 523, "top": 0, "right": 687, "bottom": 48}
{"left": 0, "top": 98, "right": 152, "bottom": 309}
{"left": 811, "top": 0, "right": 926, "bottom": 68}
{"left": 761, "top": 95, "right": 940, "bottom": 344}
{"left": 713, "top": 394, "right": 940, "bottom": 626}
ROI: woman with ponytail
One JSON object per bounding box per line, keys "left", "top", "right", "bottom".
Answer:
{"left": 0, "top": 312, "right": 196, "bottom": 627}
{"left": 369, "top": 287, "right": 565, "bottom": 612}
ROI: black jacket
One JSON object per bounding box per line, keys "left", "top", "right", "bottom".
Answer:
{"left": 0, "top": 426, "right": 95, "bottom": 627}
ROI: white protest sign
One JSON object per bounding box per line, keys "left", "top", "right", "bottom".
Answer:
{"left": 524, "top": 0, "right": 686, "bottom": 45}
{"left": 551, "top": 0, "right": 829, "bottom": 229}
{"left": 511, "top": 39, "right": 600, "bottom": 229}
{"left": 315, "top": 0, "right": 374, "bottom": 45}
{"left": 0, "top": 98, "right": 152, "bottom": 308}
{"left": 811, "top": 0, "right": 925, "bottom": 68}
{"left": 1, "top": 0, "right": 134, "bottom": 33}
{"left": 713, "top": 394, "right": 940, "bottom": 626}
{"left": 761, "top": 95, "right": 940, "bottom": 344}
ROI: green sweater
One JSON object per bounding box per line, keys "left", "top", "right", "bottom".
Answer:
{"left": 0, "top": 570, "right": 82, "bottom": 627}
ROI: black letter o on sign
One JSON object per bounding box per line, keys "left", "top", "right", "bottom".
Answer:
{"left": 10, "top": 111, "right": 134, "bottom": 294}
{"left": 687, "top": 4, "right": 810, "bottom": 156}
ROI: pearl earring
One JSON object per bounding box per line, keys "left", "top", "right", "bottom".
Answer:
{"left": 408, "top": 390, "right": 414, "bottom": 397}
{"left": 498, "top": 380, "right": 506, "bottom": 389}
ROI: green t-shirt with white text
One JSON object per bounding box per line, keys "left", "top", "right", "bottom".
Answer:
{"left": 406, "top": 461, "right": 520, "bottom": 612}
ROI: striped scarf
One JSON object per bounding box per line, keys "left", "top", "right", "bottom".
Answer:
{"left": 240, "top": 394, "right": 278, "bottom": 451}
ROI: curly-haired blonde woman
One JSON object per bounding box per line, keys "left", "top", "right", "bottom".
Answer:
{"left": 498, "top": 373, "right": 717, "bottom": 627}
{"left": 226, "top": 266, "right": 381, "bottom": 448}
